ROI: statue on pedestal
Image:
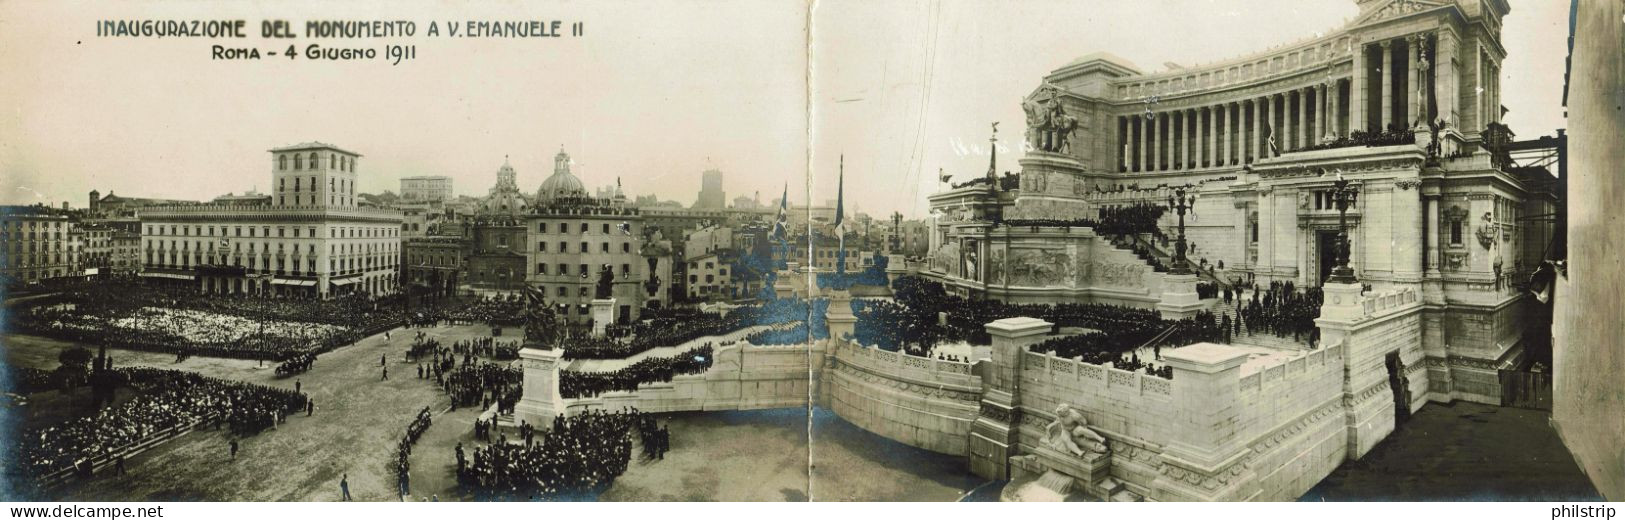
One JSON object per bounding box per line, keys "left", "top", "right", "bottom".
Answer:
{"left": 595, "top": 263, "right": 615, "bottom": 299}
{"left": 1045, "top": 404, "right": 1109, "bottom": 456}
{"left": 1024, "top": 84, "right": 1077, "bottom": 154}
{"left": 522, "top": 286, "right": 559, "bottom": 350}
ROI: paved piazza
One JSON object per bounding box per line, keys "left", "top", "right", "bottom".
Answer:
{"left": 6, "top": 325, "right": 978, "bottom": 501}
{"left": 5, "top": 322, "right": 1597, "bottom": 501}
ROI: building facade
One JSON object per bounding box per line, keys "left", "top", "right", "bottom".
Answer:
{"left": 0, "top": 205, "right": 79, "bottom": 284}
{"left": 694, "top": 168, "right": 726, "bottom": 209}
{"left": 401, "top": 175, "right": 454, "bottom": 202}
{"left": 924, "top": 0, "right": 1553, "bottom": 406}
{"left": 525, "top": 149, "right": 668, "bottom": 324}
{"left": 139, "top": 142, "right": 403, "bottom": 297}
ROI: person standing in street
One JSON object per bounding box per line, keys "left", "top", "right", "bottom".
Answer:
{"left": 340, "top": 473, "right": 352, "bottom": 501}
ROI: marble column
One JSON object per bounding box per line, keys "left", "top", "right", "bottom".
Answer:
{"left": 1118, "top": 116, "right": 1127, "bottom": 171}
{"left": 1330, "top": 80, "right": 1343, "bottom": 137}
{"left": 1407, "top": 34, "right": 1420, "bottom": 128}
{"left": 1139, "top": 115, "right": 1149, "bottom": 172}
{"left": 1263, "top": 95, "right": 1275, "bottom": 156}
{"left": 1436, "top": 30, "right": 1458, "bottom": 128}
{"left": 1230, "top": 103, "right": 1241, "bottom": 165}
{"left": 1251, "top": 99, "right": 1262, "bottom": 162}
{"left": 1152, "top": 113, "right": 1162, "bottom": 172}
{"left": 1183, "top": 110, "right": 1193, "bottom": 169}
{"left": 1381, "top": 39, "right": 1394, "bottom": 131}
{"left": 1425, "top": 195, "right": 1440, "bottom": 271}
{"left": 1207, "top": 106, "right": 1217, "bottom": 167}
{"left": 1165, "top": 112, "right": 1174, "bottom": 170}
{"left": 1282, "top": 92, "right": 1294, "bottom": 151}
{"left": 1352, "top": 42, "right": 1367, "bottom": 133}
{"left": 1315, "top": 84, "right": 1327, "bottom": 143}
{"left": 1298, "top": 87, "right": 1309, "bottom": 149}
{"left": 1195, "top": 108, "right": 1205, "bottom": 169}
{"left": 1219, "top": 104, "right": 1230, "bottom": 166}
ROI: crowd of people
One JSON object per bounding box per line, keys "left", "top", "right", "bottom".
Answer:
{"left": 559, "top": 345, "right": 715, "bottom": 399}
{"left": 442, "top": 362, "right": 523, "bottom": 413}
{"left": 458, "top": 409, "right": 653, "bottom": 500}
{"left": 15, "top": 368, "right": 307, "bottom": 479}
{"left": 1232, "top": 281, "right": 1324, "bottom": 346}
{"left": 569, "top": 299, "right": 812, "bottom": 360}
{"left": 274, "top": 353, "right": 317, "bottom": 377}
{"left": 394, "top": 407, "right": 433, "bottom": 498}
{"left": 857, "top": 277, "right": 1170, "bottom": 352}
{"left": 11, "top": 281, "right": 407, "bottom": 360}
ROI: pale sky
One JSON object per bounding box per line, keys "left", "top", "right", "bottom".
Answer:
{"left": 2, "top": 1, "right": 1567, "bottom": 218}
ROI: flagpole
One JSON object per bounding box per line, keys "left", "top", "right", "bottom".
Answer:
{"left": 836, "top": 155, "right": 846, "bottom": 276}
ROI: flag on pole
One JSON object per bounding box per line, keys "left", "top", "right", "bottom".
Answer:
{"left": 938, "top": 168, "right": 951, "bottom": 184}
{"left": 833, "top": 155, "right": 848, "bottom": 274}
{"left": 774, "top": 182, "right": 788, "bottom": 240}
{"left": 1266, "top": 124, "right": 1280, "bottom": 156}
{"left": 833, "top": 156, "right": 847, "bottom": 237}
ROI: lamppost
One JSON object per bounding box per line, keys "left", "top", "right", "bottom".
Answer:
{"left": 1167, "top": 185, "right": 1196, "bottom": 275}
{"left": 1327, "top": 174, "right": 1360, "bottom": 284}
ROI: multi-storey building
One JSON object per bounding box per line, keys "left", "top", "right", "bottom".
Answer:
{"left": 525, "top": 149, "right": 668, "bottom": 324}
{"left": 683, "top": 252, "right": 732, "bottom": 301}
{"left": 139, "top": 142, "right": 403, "bottom": 297}
{"left": 0, "top": 205, "right": 79, "bottom": 284}
{"left": 401, "top": 175, "right": 454, "bottom": 202}
{"left": 694, "top": 168, "right": 726, "bottom": 209}
{"left": 924, "top": 0, "right": 1556, "bottom": 406}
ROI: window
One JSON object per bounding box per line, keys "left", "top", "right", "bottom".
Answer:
{"left": 579, "top": 264, "right": 588, "bottom": 277}
{"left": 580, "top": 242, "right": 588, "bottom": 252}
{"left": 538, "top": 264, "right": 548, "bottom": 275}
{"left": 602, "top": 224, "right": 610, "bottom": 234}
{"left": 538, "top": 242, "right": 547, "bottom": 252}
{"left": 622, "top": 243, "right": 631, "bottom": 253}
{"left": 559, "top": 241, "right": 568, "bottom": 253}
{"left": 308, "top": 153, "right": 318, "bottom": 169}
{"left": 579, "top": 287, "right": 588, "bottom": 297}
{"left": 295, "top": 155, "right": 304, "bottom": 169}
{"left": 1450, "top": 220, "right": 1462, "bottom": 245}
{"left": 539, "top": 223, "right": 548, "bottom": 233}
{"left": 278, "top": 155, "right": 287, "bottom": 170}
{"left": 621, "top": 263, "right": 630, "bottom": 275}
{"left": 601, "top": 242, "right": 609, "bottom": 253}
{"left": 690, "top": 275, "right": 698, "bottom": 283}
{"left": 559, "top": 223, "right": 568, "bottom": 233}
{"left": 556, "top": 286, "right": 566, "bottom": 297}
{"left": 579, "top": 223, "right": 588, "bottom": 233}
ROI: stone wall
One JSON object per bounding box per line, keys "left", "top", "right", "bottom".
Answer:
{"left": 560, "top": 342, "right": 809, "bottom": 414}
{"left": 824, "top": 341, "right": 982, "bottom": 455}
{"left": 1005, "top": 340, "right": 1349, "bottom": 501}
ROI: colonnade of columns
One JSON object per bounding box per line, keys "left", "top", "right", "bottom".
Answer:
{"left": 1117, "top": 81, "right": 1347, "bottom": 173}
{"left": 1115, "top": 30, "right": 1456, "bottom": 173}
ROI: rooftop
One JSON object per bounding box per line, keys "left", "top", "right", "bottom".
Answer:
{"left": 267, "top": 141, "right": 363, "bottom": 157}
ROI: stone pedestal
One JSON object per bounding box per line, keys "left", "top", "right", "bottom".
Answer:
{"left": 968, "top": 317, "right": 1053, "bottom": 481}
{"left": 1316, "top": 282, "right": 1365, "bottom": 322}
{"left": 1156, "top": 273, "right": 1206, "bottom": 320}
{"left": 516, "top": 347, "right": 566, "bottom": 428}
{"left": 824, "top": 290, "right": 856, "bottom": 342}
{"left": 591, "top": 298, "right": 616, "bottom": 337}
{"left": 1154, "top": 342, "right": 1255, "bottom": 501}
{"left": 772, "top": 270, "right": 796, "bottom": 300}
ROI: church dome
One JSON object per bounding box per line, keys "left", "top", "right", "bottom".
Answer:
{"left": 536, "top": 148, "right": 587, "bottom": 201}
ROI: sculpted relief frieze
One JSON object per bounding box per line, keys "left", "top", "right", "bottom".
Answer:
{"left": 1092, "top": 261, "right": 1147, "bottom": 289}
{"left": 1007, "top": 249, "right": 1075, "bottom": 287}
